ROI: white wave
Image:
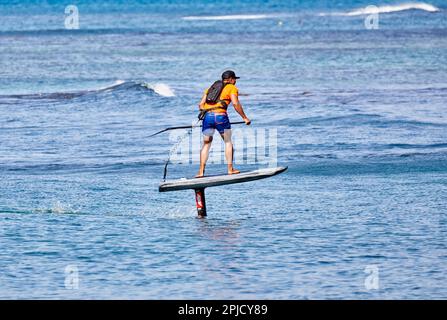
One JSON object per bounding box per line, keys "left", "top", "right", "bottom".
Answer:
{"left": 97, "top": 80, "right": 126, "bottom": 91}
{"left": 183, "top": 14, "right": 270, "bottom": 21}
{"left": 144, "top": 83, "right": 176, "bottom": 97}
{"left": 320, "top": 2, "right": 440, "bottom": 17}
{"left": 97, "top": 80, "right": 176, "bottom": 97}
{"left": 35, "top": 201, "right": 79, "bottom": 215}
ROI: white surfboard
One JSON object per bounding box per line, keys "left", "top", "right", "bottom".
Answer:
{"left": 159, "top": 166, "right": 288, "bottom": 192}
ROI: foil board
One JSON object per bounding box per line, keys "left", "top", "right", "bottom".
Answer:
{"left": 159, "top": 166, "right": 288, "bottom": 192}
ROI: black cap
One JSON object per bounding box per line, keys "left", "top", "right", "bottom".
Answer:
{"left": 222, "top": 70, "right": 240, "bottom": 80}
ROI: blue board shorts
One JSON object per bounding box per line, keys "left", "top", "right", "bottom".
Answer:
{"left": 202, "top": 112, "right": 231, "bottom": 136}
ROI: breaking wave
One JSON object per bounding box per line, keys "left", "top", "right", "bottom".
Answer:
{"left": 0, "top": 80, "right": 176, "bottom": 101}
{"left": 320, "top": 2, "right": 440, "bottom": 16}
{"left": 140, "top": 83, "right": 176, "bottom": 97}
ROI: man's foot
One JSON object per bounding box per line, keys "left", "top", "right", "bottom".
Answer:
{"left": 228, "top": 169, "right": 240, "bottom": 175}
{"left": 195, "top": 170, "right": 205, "bottom": 178}
{"left": 196, "top": 165, "right": 205, "bottom": 178}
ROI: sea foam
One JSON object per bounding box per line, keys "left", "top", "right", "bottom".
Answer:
{"left": 320, "top": 2, "right": 440, "bottom": 16}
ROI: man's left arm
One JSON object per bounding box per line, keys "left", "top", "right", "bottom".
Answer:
{"left": 199, "top": 93, "right": 207, "bottom": 110}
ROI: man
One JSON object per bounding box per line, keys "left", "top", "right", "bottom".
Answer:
{"left": 196, "top": 70, "right": 251, "bottom": 178}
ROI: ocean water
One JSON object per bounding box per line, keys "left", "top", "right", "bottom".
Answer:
{"left": 0, "top": 0, "right": 446, "bottom": 299}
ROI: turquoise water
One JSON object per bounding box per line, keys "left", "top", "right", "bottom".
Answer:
{"left": 0, "top": 0, "right": 446, "bottom": 299}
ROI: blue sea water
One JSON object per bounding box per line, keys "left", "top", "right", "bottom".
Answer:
{"left": 0, "top": 0, "right": 446, "bottom": 299}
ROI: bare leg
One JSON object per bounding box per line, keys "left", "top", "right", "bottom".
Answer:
{"left": 196, "top": 135, "right": 213, "bottom": 177}
{"left": 221, "top": 129, "right": 240, "bottom": 175}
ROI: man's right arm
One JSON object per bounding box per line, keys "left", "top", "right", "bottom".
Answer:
{"left": 231, "top": 94, "right": 251, "bottom": 125}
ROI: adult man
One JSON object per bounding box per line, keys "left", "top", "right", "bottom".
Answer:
{"left": 196, "top": 70, "right": 251, "bottom": 178}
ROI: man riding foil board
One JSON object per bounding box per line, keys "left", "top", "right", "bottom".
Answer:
{"left": 196, "top": 70, "right": 251, "bottom": 178}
